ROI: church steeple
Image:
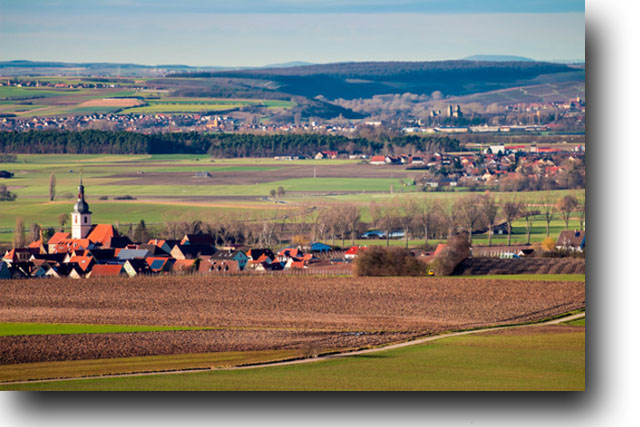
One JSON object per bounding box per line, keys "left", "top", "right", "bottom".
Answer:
{"left": 71, "top": 173, "right": 92, "bottom": 239}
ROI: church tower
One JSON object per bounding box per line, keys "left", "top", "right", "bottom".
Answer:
{"left": 71, "top": 175, "right": 92, "bottom": 239}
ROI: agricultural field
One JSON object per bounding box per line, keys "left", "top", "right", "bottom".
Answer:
{"left": 0, "top": 323, "right": 584, "bottom": 391}
{"left": 0, "top": 154, "right": 584, "bottom": 246}
{"left": 0, "top": 275, "right": 585, "bottom": 388}
{"left": 0, "top": 78, "right": 294, "bottom": 117}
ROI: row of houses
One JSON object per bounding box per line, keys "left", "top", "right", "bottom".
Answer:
{"left": 0, "top": 232, "right": 346, "bottom": 280}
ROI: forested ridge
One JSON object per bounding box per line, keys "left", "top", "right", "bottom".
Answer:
{"left": 0, "top": 130, "right": 459, "bottom": 156}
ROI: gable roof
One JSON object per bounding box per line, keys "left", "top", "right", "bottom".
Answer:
{"left": 87, "top": 224, "right": 119, "bottom": 246}
{"left": 89, "top": 264, "right": 124, "bottom": 277}
{"left": 48, "top": 232, "right": 71, "bottom": 245}
{"left": 246, "top": 248, "right": 275, "bottom": 260}
{"left": 67, "top": 255, "right": 95, "bottom": 272}
{"left": 181, "top": 233, "right": 216, "bottom": 246}
{"left": 138, "top": 243, "right": 170, "bottom": 256}
{"left": 210, "top": 250, "right": 247, "bottom": 261}
{"left": 146, "top": 257, "right": 175, "bottom": 272}
{"left": 171, "top": 244, "right": 216, "bottom": 259}
{"left": 117, "top": 249, "right": 151, "bottom": 260}
{"left": 557, "top": 230, "right": 586, "bottom": 249}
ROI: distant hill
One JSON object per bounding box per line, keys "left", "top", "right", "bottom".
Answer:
{"left": 175, "top": 60, "right": 579, "bottom": 100}
{"left": 463, "top": 55, "right": 535, "bottom": 62}
{"left": 262, "top": 61, "right": 314, "bottom": 69}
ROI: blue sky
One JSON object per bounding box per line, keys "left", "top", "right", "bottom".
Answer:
{"left": 0, "top": 1, "right": 585, "bottom": 66}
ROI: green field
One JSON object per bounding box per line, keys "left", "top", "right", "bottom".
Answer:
{"left": 0, "top": 81, "right": 294, "bottom": 117}
{"left": 0, "top": 323, "right": 584, "bottom": 391}
{"left": 0, "top": 154, "right": 584, "bottom": 245}
{"left": 119, "top": 103, "right": 244, "bottom": 114}
{"left": 0, "top": 86, "right": 75, "bottom": 99}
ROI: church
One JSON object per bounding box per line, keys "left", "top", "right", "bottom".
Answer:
{"left": 47, "top": 177, "right": 132, "bottom": 253}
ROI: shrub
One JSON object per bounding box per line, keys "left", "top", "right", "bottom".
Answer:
{"left": 355, "top": 246, "right": 427, "bottom": 277}
{"left": 541, "top": 237, "right": 556, "bottom": 252}
{"left": 430, "top": 232, "right": 470, "bottom": 276}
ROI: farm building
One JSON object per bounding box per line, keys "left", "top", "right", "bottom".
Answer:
{"left": 556, "top": 230, "right": 586, "bottom": 252}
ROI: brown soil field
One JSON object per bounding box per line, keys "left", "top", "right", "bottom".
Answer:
{"left": 0, "top": 329, "right": 416, "bottom": 365}
{"left": 0, "top": 276, "right": 584, "bottom": 331}
{"left": 78, "top": 98, "right": 143, "bottom": 107}
{"left": 0, "top": 276, "right": 584, "bottom": 364}
{"left": 454, "top": 258, "right": 586, "bottom": 275}
{"left": 103, "top": 163, "right": 420, "bottom": 186}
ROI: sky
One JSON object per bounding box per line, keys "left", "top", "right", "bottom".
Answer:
{"left": 0, "top": 1, "right": 585, "bottom": 67}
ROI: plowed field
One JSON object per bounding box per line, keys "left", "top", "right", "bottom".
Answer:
{"left": 0, "top": 276, "right": 584, "bottom": 363}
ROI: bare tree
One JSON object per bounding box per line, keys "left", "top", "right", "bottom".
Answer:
{"left": 521, "top": 206, "right": 536, "bottom": 245}
{"left": 575, "top": 191, "right": 585, "bottom": 231}
{"left": 57, "top": 213, "right": 69, "bottom": 232}
{"left": 49, "top": 173, "right": 56, "bottom": 202}
{"left": 502, "top": 198, "right": 524, "bottom": 246}
{"left": 440, "top": 199, "right": 459, "bottom": 238}
{"left": 556, "top": 195, "right": 578, "bottom": 230}
{"left": 30, "top": 223, "right": 42, "bottom": 243}
{"left": 540, "top": 195, "right": 555, "bottom": 237}
{"left": 13, "top": 217, "right": 25, "bottom": 248}
{"left": 343, "top": 204, "right": 362, "bottom": 246}
{"left": 395, "top": 198, "right": 417, "bottom": 248}
{"left": 456, "top": 194, "right": 484, "bottom": 245}
{"left": 334, "top": 205, "right": 351, "bottom": 248}
{"left": 481, "top": 193, "right": 499, "bottom": 246}
{"left": 415, "top": 197, "right": 439, "bottom": 247}
{"left": 370, "top": 201, "right": 397, "bottom": 247}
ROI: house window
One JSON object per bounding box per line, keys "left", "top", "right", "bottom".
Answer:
{"left": 84, "top": 216, "right": 88, "bottom": 224}
{"left": 75, "top": 216, "right": 78, "bottom": 224}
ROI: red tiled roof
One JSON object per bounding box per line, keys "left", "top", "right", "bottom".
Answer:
{"left": 67, "top": 255, "right": 95, "bottom": 271}
{"left": 28, "top": 240, "right": 43, "bottom": 249}
{"left": 90, "top": 264, "right": 123, "bottom": 277}
{"left": 87, "top": 224, "right": 118, "bottom": 246}
{"left": 48, "top": 232, "right": 70, "bottom": 245}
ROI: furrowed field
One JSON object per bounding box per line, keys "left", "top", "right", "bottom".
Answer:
{"left": 0, "top": 274, "right": 585, "bottom": 387}
{"left": 1, "top": 323, "right": 584, "bottom": 391}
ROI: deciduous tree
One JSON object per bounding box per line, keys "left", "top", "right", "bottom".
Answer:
{"left": 556, "top": 195, "right": 578, "bottom": 230}
{"left": 502, "top": 198, "right": 524, "bottom": 246}
{"left": 13, "top": 217, "right": 25, "bottom": 249}
{"left": 481, "top": 193, "right": 499, "bottom": 246}
{"left": 49, "top": 173, "right": 56, "bottom": 201}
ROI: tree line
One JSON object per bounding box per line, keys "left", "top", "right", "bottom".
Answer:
{"left": 0, "top": 130, "right": 459, "bottom": 156}
{"left": 11, "top": 193, "right": 584, "bottom": 253}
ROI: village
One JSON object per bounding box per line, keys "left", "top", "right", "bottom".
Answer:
{"left": 1, "top": 175, "right": 585, "bottom": 280}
